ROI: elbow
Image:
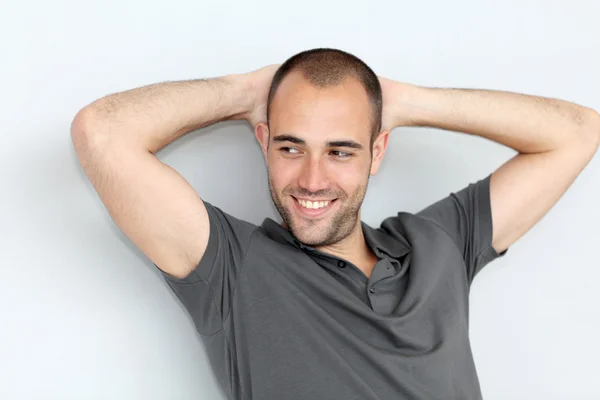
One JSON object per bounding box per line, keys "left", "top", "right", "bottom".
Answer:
{"left": 70, "top": 107, "right": 93, "bottom": 153}
{"left": 581, "top": 108, "right": 600, "bottom": 148}
{"left": 70, "top": 106, "right": 91, "bottom": 139}
{"left": 70, "top": 106, "right": 108, "bottom": 153}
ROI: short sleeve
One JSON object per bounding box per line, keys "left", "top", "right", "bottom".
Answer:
{"left": 158, "top": 201, "right": 257, "bottom": 335}
{"left": 416, "top": 173, "right": 508, "bottom": 283}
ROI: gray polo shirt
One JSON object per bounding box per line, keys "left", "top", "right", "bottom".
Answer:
{"left": 160, "top": 173, "right": 507, "bottom": 400}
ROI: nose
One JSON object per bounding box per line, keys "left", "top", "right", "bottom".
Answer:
{"left": 298, "top": 156, "right": 329, "bottom": 195}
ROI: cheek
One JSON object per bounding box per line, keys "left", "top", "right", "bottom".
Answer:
{"left": 268, "top": 159, "right": 297, "bottom": 189}
{"left": 331, "top": 159, "right": 369, "bottom": 186}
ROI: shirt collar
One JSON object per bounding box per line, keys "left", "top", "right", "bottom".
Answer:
{"left": 260, "top": 218, "right": 411, "bottom": 260}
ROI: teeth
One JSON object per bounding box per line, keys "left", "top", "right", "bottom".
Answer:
{"left": 297, "top": 199, "right": 330, "bottom": 209}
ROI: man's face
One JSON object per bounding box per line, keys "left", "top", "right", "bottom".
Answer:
{"left": 256, "top": 71, "right": 388, "bottom": 246}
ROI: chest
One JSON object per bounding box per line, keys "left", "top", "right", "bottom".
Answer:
{"left": 224, "top": 238, "right": 478, "bottom": 399}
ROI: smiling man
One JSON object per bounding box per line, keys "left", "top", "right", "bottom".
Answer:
{"left": 260, "top": 64, "right": 384, "bottom": 273}
{"left": 71, "top": 48, "right": 600, "bottom": 399}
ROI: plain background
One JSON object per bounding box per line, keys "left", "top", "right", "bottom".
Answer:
{"left": 1, "top": 0, "right": 599, "bottom": 399}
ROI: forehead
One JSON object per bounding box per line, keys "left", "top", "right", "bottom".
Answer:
{"left": 270, "top": 71, "right": 372, "bottom": 143}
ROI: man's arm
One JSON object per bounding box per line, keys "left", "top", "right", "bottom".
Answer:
{"left": 381, "top": 79, "right": 600, "bottom": 254}
{"left": 70, "top": 71, "right": 265, "bottom": 279}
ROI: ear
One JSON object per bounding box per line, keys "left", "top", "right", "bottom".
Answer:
{"left": 254, "top": 122, "right": 270, "bottom": 160}
{"left": 370, "top": 129, "right": 390, "bottom": 176}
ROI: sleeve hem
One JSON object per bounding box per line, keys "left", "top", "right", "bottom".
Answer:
{"left": 474, "top": 173, "right": 508, "bottom": 266}
{"left": 160, "top": 200, "right": 219, "bottom": 286}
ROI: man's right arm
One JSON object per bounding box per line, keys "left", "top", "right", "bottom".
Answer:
{"left": 70, "top": 74, "right": 254, "bottom": 279}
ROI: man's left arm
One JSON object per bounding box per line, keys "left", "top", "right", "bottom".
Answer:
{"left": 380, "top": 78, "right": 600, "bottom": 254}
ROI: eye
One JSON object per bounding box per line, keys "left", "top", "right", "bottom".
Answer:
{"left": 331, "top": 150, "right": 352, "bottom": 159}
{"left": 280, "top": 147, "right": 301, "bottom": 155}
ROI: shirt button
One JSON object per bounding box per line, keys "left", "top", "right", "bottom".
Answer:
{"left": 338, "top": 261, "right": 346, "bottom": 268}
{"left": 369, "top": 287, "right": 375, "bottom": 294}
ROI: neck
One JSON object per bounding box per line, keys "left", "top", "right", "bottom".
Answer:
{"left": 315, "top": 218, "right": 379, "bottom": 277}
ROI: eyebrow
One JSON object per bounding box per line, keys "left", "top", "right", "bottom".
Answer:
{"left": 272, "top": 134, "right": 364, "bottom": 150}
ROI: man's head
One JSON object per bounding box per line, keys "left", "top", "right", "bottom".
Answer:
{"left": 255, "top": 48, "right": 390, "bottom": 247}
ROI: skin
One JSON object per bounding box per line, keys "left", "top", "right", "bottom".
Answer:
{"left": 71, "top": 61, "right": 600, "bottom": 283}
{"left": 255, "top": 71, "right": 390, "bottom": 273}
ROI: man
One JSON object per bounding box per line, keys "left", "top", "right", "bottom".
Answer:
{"left": 71, "top": 48, "right": 600, "bottom": 399}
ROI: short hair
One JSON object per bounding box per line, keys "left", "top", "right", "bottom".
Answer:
{"left": 266, "top": 48, "right": 383, "bottom": 145}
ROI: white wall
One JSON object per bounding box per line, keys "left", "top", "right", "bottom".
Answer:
{"left": 1, "top": 0, "right": 599, "bottom": 399}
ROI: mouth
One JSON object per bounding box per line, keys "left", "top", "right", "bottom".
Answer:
{"left": 291, "top": 196, "right": 337, "bottom": 218}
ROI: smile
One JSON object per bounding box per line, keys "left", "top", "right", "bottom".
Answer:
{"left": 296, "top": 198, "right": 330, "bottom": 209}
{"left": 292, "top": 196, "right": 337, "bottom": 217}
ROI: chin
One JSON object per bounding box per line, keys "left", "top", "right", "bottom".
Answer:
{"left": 292, "top": 219, "right": 344, "bottom": 247}
{"left": 285, "top": 216, "right": 328, "bottom": 245}
{"left": 294, "top": 230, "right": 327, "bottom": 246}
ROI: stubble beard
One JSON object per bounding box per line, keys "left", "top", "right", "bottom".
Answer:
{"left": 268, "top": 170, "right": 369, "bottom": 247}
